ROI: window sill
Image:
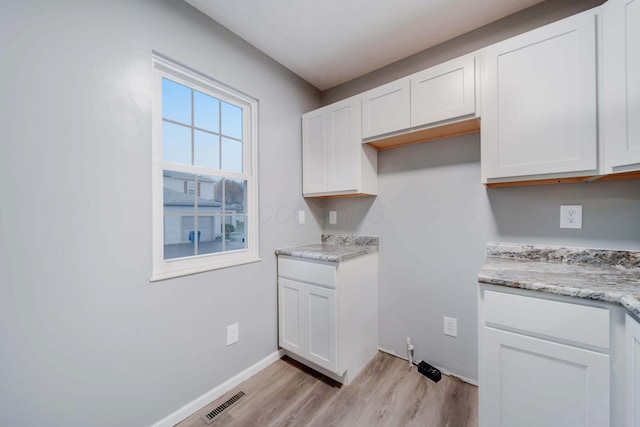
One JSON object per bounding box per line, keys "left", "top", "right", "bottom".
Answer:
{"left": 150, "top": 256, "right": 262, "bottom": 282}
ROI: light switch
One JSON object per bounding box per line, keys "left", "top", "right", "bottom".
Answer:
{"left": 329, "top": 211, "right": 337, "bottom": 225}
{"left": 227, "top": 323, "right": 239, "bottom": 346}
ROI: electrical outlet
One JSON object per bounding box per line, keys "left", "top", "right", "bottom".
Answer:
{"left": 444, "top": 317, "right": 458, "bottom": 338}
{"left": 560, "top": 205, "right": 583, "bottom": 229}
{"left": 329, "top": 210, "right": 337, "bottom": 225}
{"left": 298, "top": 210, "right": 305, "bottom": 224}
{"left": 227, "top": 323, "right": 239, "bottom": 346}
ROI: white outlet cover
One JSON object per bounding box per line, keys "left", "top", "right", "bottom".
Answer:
{"left": 227, "top": 323, "right": 239, "bottom": 346}
{"left": 444, "top": 316, "right": 458, "bottom": 338}
{"left": 298, "top": 210, "right": 305, "bottom": 225}
{"left": 560, "top": 205, "right": 583, "bottom": 229}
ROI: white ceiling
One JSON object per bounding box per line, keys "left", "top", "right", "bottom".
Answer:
{"left": 185, "top": 0, "right": 545, "bottom": 90}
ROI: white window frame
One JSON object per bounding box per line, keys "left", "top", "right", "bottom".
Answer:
{"left": 151, "top": 53, "right": 260, "bottom": 281}
{"left": 186, "top": 180, "right": 195, "bottom": 196}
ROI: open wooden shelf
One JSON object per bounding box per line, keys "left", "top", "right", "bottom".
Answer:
{"left": 364, "top": 118, "right": 480, "bottom": 151}
{"left": 485, "top": 170, "right": 640, "bottom": 188}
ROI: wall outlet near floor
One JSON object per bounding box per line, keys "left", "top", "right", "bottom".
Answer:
{"left": 329, "top": 210, "right": 337, "bottom": 225}
{"left": 227, "top": 323, "right": 239, "bottom": 346}
{"left": 444, "top": 316, "right": 458, "bottom": 337}
{"left": 560, "top": 205, "right": 583, "bottom": 229}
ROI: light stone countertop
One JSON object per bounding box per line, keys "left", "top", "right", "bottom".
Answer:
{"left": 479, "top": 242, "right": 640, "bottom": 318}
{"left": 275, "top": 234, "right": 379, "bottom": 263}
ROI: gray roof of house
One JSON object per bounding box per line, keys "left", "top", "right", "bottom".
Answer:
{"left": 163, "top": 170, "right": 219, "bottom": 184}
{"left": 163, "top": 188, "right": 223, "bottom": 207}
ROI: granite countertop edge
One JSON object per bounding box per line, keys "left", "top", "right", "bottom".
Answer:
{"left": 478, "top": 273, "right": 640, "bottom": 318}
{"left": 479, "top": 242, "right": 640, "bottom": 319}
{"left": 275, "top": 234, "right": 379, "bottom": 263}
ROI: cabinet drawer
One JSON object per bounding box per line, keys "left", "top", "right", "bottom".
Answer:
{"left": 278, "top": 257, "right": 336, "bottom": 288}
{"left": 484, "top": 290, "right": 610, "bottom": 348}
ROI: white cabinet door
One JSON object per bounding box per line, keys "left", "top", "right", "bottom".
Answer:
{"left": 306, "top": 285, "right": 337, "bottom": 372}
{"left": 302, "top": 96, "right": 374, "bottom": 197}
{"left": 627, "top": 314, "right": 640, "bottom": 427}
{"left": 278, "top": 278, "right": 304, "bottom": 354}
{"left": 603, "top": 0, "right": 640, "bottom": 173}
{"left": 361, "top": 78, "right": 410, "bottom": 139}
{"left": 411, "top": 55, "right": 476, "bottom": 128}
{"left": 278, "top": 277, "right": 337, "bottom": 373}
{"left": 482, "top": 10, "right": 598, "bottom": 181}
{"left": 481, "top": 327, "right": 610, "bottom": 427}
{"left": 326, "top": 97, "right": 361, "bottom": 193}
{"left": 302, "top": 109, "right": 326, "bottom": 194}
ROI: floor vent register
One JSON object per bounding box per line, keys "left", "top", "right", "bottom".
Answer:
{"left": 201, "top": 391, "right": 246, "bottom": 424}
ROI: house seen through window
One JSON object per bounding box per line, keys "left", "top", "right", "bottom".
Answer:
{"left": 152, "top": 55, "right": 258, "bottom": 280}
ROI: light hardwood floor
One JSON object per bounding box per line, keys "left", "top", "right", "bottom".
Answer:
{"left": 177, "top": 352, "right": 478, "bottom": 427}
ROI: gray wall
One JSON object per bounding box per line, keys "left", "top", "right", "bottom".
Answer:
{"left": 0, "top": 0, "right": 322, "bottom": 425}
{"left": 325, "top": 136, "right": 640, "bottom": 381}
{"left": 323, "top": 0, "right": 605, "bottom": 104}
{"left": 322, "top": 0, "right": 640, "bottom": 382}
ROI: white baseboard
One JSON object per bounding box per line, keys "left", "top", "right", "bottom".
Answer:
{"left": 151, "top": 349, "right": 285, "bottom": 427}
{"left": 378, "top": 347, "right": 479, "bottom": 387}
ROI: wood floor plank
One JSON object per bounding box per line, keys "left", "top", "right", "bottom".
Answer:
{"left": 306, "top": 353, "right": 397, "bottom": 427}
{"left": 175, "top": 352, "right": 478, "bottom": 427}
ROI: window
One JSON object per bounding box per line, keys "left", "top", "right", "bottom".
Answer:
{"left": 151, "top": 54, "right": 259, "bottom": 280}
{"left": 186, "top": 180, "right": 195, "bottom": 196}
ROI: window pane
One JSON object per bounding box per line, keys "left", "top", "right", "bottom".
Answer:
{"left": 221, "top": 101, "right": 242, "bottom": 139}
{"left": 194, "top": 91, "right": 219, "bottom": 132}
{"left": 162, "top": 122, "right": 192, "bottom": 165}
{"left": 162, "top": 78, "right": 191, "bottom": 125}
{"left": 221, "top": 137, "right": 242, "bottom": 173}
{"left": 194, "top": 130, "right": 220, "bottom": 169}
{"left": 163, "top": 170, "right": 196, "bottom": 260}
{"left": 225, "top": 215, "right": 247, "bottom": 251}
{"left": 163, "top": 170, "right": 195, "bottom": 215}
{"left": 197, "top": 216, "right": 224, "bottom": 255}
{"left": 224, "top": 179, "right": 247, "bottom": 213}
{"left": 163, "top": 215, "right": 195, "bottom": 260}
{"left": 197, "top": 175, "right": 223, "bottom": 205}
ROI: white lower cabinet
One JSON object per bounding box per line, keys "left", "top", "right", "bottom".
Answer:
{"left": 482, "top": 328, "right": 609, "bottom": 427}
{"left": 627, "top": 314, "right": 640, "bottom": 427}
{"left": 277, "top": 254, "right": 378, "bottom": 384}
{"left": 479, "top": 286, "right": 611, "bottom": 427}
{"left": 279, "top": 277, "right": 337, "bottom": 372}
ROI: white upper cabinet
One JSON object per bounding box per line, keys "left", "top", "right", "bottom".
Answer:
{"left": 361, "top": 79, "right": 410, "bottom": 139}
{"left": 302, "top": 109, "right": 326, "bottom": 194}
{"left": 603, "top": 0, "right": 640, "bottom": 173}
{"left": 326, "top": 99, "right": 362, "bottom": 192}
{"left": 302, "top": 96, "right": 377, "bottom": 197}
{"left": 481, "top": 9, "right": 599, "bottom": 183}
{"left": 361, "top": 54, "right": 479, "bottom": 149}
{"left": 411, "top": 55, "right": 476, "bottom": 128}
